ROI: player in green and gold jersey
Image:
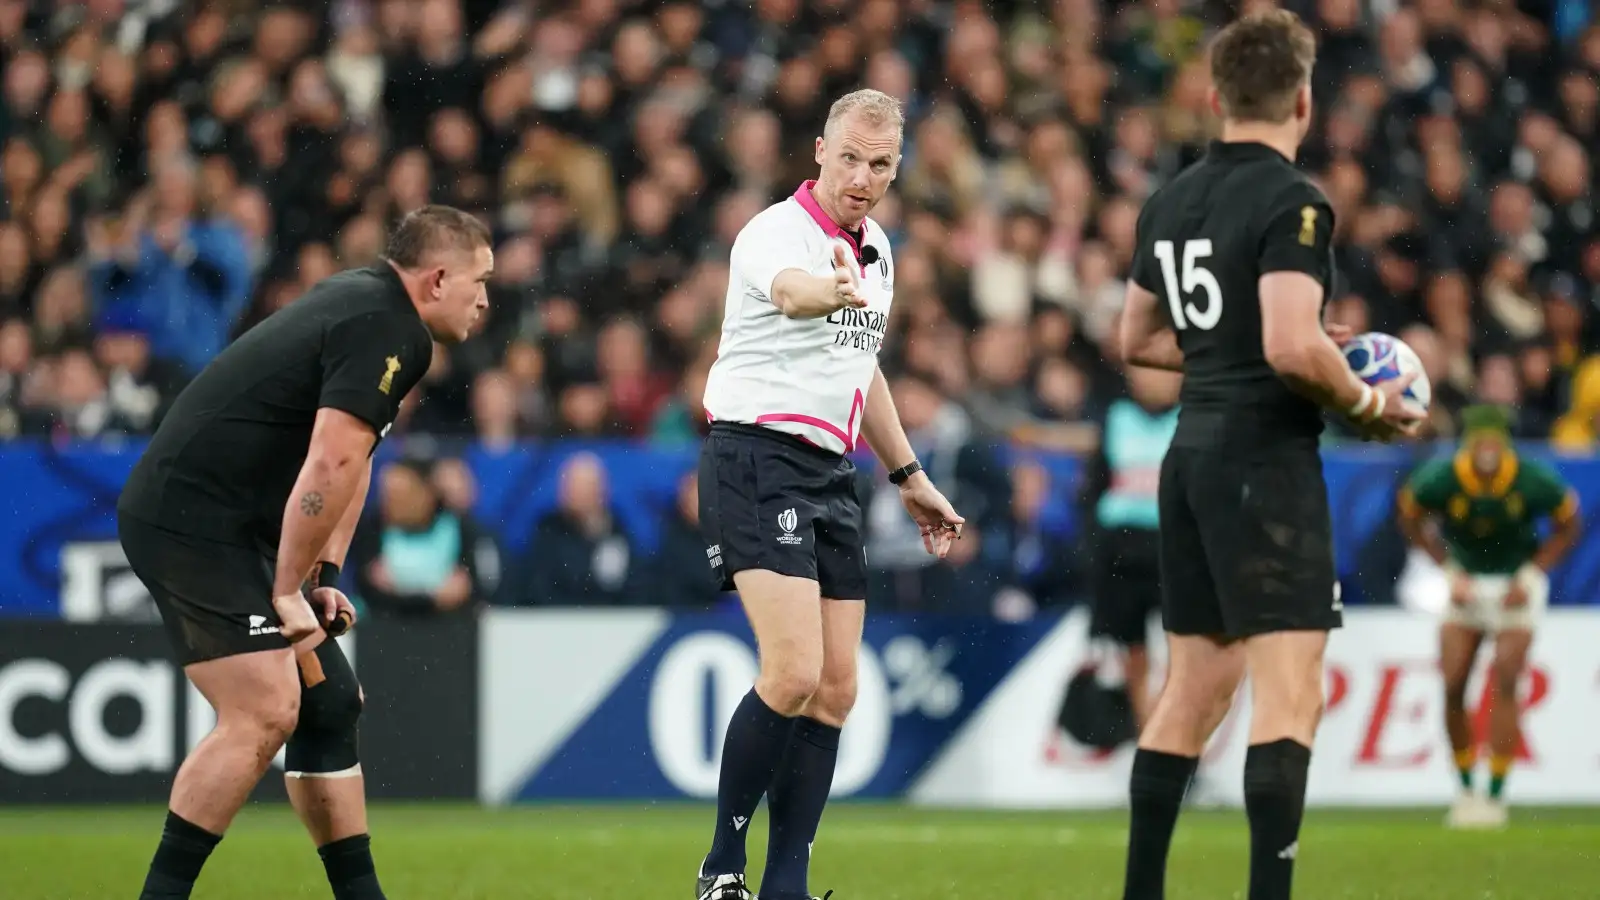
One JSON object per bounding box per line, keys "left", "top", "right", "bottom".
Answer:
{"left": 1397, "top": 405, "right": 1581, "bottom": 829}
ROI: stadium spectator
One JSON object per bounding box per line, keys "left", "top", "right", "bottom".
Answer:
{"left": 350, "top": 458, "right": 500, "bottom": 616}
{"left": 861, "top": 372, "right": 1010, "bottom": 614}
{"left": 994, "top": 458, "right": 1079, "bottom": 620}
{"left": 647, "top": 470, "right": 725, "bottom": 609}
{"left": 511, "top": 451, "right": 640, "bottom": 606}
{"left": 86, "top": 161, "right": 251, "bottom": 375}
{"left": 0, "top": 0, "right": 1595, "bottom": 610}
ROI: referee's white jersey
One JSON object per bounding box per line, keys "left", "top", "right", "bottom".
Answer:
{"left": 703, "top": 180, "right": 895, "bottom": 455}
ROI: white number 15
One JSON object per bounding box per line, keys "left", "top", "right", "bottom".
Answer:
{"left": 1154, "top": 239, "right": 1223, "bottom": 331}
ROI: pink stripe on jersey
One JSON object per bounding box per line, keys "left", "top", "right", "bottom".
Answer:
{"left": 753, "top": 387, "right": 866, "bottom": 453}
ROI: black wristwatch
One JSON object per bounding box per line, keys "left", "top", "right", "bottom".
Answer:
{"left": 887, "top": 460, "right": 923, "bottom": 486}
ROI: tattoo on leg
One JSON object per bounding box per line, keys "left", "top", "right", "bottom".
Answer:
{"left": 300, "top": 492, "right": 325, "bottom": 516}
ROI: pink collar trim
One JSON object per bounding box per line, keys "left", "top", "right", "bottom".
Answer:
{"left": 793, "top": 181, "right": 867, "bottom": 246}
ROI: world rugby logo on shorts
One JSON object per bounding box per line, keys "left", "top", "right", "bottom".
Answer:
{"left": 776, "top": 508, "right": 803, "bottom": 546}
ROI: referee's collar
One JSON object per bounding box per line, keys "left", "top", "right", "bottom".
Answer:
{"left": 1206, "top": 140, "right": 1291, "bottom": 163}
{"left": 794, "top": 180, "right": 868, "bottom": 243}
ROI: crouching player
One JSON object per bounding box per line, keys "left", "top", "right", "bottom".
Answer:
{"left": 1397, "top": 405, "right": 1581, "bottom": 829}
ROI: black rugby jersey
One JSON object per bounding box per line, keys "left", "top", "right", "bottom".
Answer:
{"left": 1129, "top": 140, "right": 1336, "bottom": 449}
{"left": 119, "top": 264, "right": 433, "bottom": 548}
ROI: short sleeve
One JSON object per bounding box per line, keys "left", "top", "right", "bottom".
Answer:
{"left": 1523, "top": 461, "right": 1578, "bottom": 520}
{"left": 1128, "top": 198, "right": 1161, "bottom": 293}
{"left": 319, "top": 310, "right": 429, "bottom": 434}
{"left": 732, "top": 213, "right": 814, "bottom": 303}
{"left": 1400, "top": 460, "right": 1454, "bottom": 513}
{"left": 1258, "top": 184, "right": 1335, "bottom": 286}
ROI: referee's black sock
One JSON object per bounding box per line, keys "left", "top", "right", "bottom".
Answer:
{"left": 138, "top": 810, "right": 221, "bottom": 899}
{"left": 703, "top": 688, "right": 796, "bottom": 876}
{"left": 1244, "top": 739, "right": 1312, "bottom": 900}
{"left": 319, "top": 833, "right": 387, "bottom": 900}
{"left": 761, "top": 716, "right": 842, "bottom": 900}
{"left": 1122, "top": 749, "right": 1198, "bottom": 900}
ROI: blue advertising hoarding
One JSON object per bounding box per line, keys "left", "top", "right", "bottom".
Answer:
{"left": 3, "top": 441, "right": 1598, "bottom": 614}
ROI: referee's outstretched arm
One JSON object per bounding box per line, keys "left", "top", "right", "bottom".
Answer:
{"left": 768, "top": 243, "right": 870, "bottom": 318}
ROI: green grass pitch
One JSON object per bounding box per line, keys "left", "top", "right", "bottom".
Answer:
{"left": 2, "top": 803, "right": 1597, "bottom": 898}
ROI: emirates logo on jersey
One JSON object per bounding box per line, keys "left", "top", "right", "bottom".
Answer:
{"left": 826, "top": 307, "right": 888, "bottom": 354}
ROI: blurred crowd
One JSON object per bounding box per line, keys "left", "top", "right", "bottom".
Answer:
{"left": 1, "top": 0, "right": 1597, "bottom": 611}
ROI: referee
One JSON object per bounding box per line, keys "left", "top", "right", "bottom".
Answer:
{"left": 116, "top": 205, "right": 491, "bottom": 899}
{"left": 694, "top": 89, "right": 965, "bottom": 900}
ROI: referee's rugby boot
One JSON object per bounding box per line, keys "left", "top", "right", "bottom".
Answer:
{"left": 696, "top": 871, "right": 754, "bottom": 900}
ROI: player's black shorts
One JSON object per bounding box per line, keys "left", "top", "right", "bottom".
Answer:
{"left": 1089, "top": 526, "right": 1163, "bottom": 647}
{"left": 699, "top": 422, "right": 869, "bottom": 601}
{"left": 1158, "top": 444, "right": 1341, "bottom": 639}
{"left": 117, "top": 511, "right": 290, "bottom": 665}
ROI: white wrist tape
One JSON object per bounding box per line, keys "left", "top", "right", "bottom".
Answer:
{"left": 1347, "top": 384, "right": 1372, "bottom": 418}
{"left": 1349, "top": 383, "right": 1383, "bottom": 422}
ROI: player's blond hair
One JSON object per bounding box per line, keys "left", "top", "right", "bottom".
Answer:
{"left": 824, "top": 89, "right": 905, "bottom": 141}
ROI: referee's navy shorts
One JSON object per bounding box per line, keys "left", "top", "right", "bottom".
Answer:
{"left": 699, "top": 422, "right": 869, "bottom": 601}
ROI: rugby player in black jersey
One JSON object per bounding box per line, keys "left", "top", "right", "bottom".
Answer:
{"left": 1113, "top": 12, "right": 1421, "bottom": 900}
{"left": 117, "top": 206, "right": 491, "bottom": 899}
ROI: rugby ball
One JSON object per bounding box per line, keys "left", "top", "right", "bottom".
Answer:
{"left": 1341, "top": 331, "right": 1431, "bottom": 412}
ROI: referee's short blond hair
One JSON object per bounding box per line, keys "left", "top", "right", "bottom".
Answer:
{"left": 825, "top": 89, "right": 905, "bottom": 140}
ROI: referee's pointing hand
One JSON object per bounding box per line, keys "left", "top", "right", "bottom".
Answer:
{"left": 831, "top": 243, "right": 868, "bottom": 310}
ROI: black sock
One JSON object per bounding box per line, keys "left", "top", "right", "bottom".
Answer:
{"left": 319, "top": 833, "right": 387, "bottom": 900}
{"left": 761, "top": 716, "right": 842, "bottom": 900}
{"left": 1121, "top": 749, "right": 1198, "bottom": 900}
{"left": 138, "top": 810, "right": 222, "bottom": 899}
{"left": 1244, "top": 739, "right": 1312, "bottom": 900}
{"left": 703, "top": 689, "right": 796, "bottom": 876}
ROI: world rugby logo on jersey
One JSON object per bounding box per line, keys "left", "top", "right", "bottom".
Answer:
{"left": 776, "top": 508, "right": 803, "bottom": 545}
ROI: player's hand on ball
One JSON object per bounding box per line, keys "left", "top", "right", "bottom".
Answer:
{"left": 830, "top": 243, "right": 867, "bottom": 310}
{"left": 310, "top": 585, "right": 357, "bottom": 636}
{"left": 897, "top": 472, "right": 966, "bottom": 559}
{"left": 272, "top": 591, "right": 323, "bottom": 644}
{"left": 1355, "top": 371, "right": 1425, "bottom": 442}
{"left": 1377, "top": 374, "right": 1427, "bottom": 437}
